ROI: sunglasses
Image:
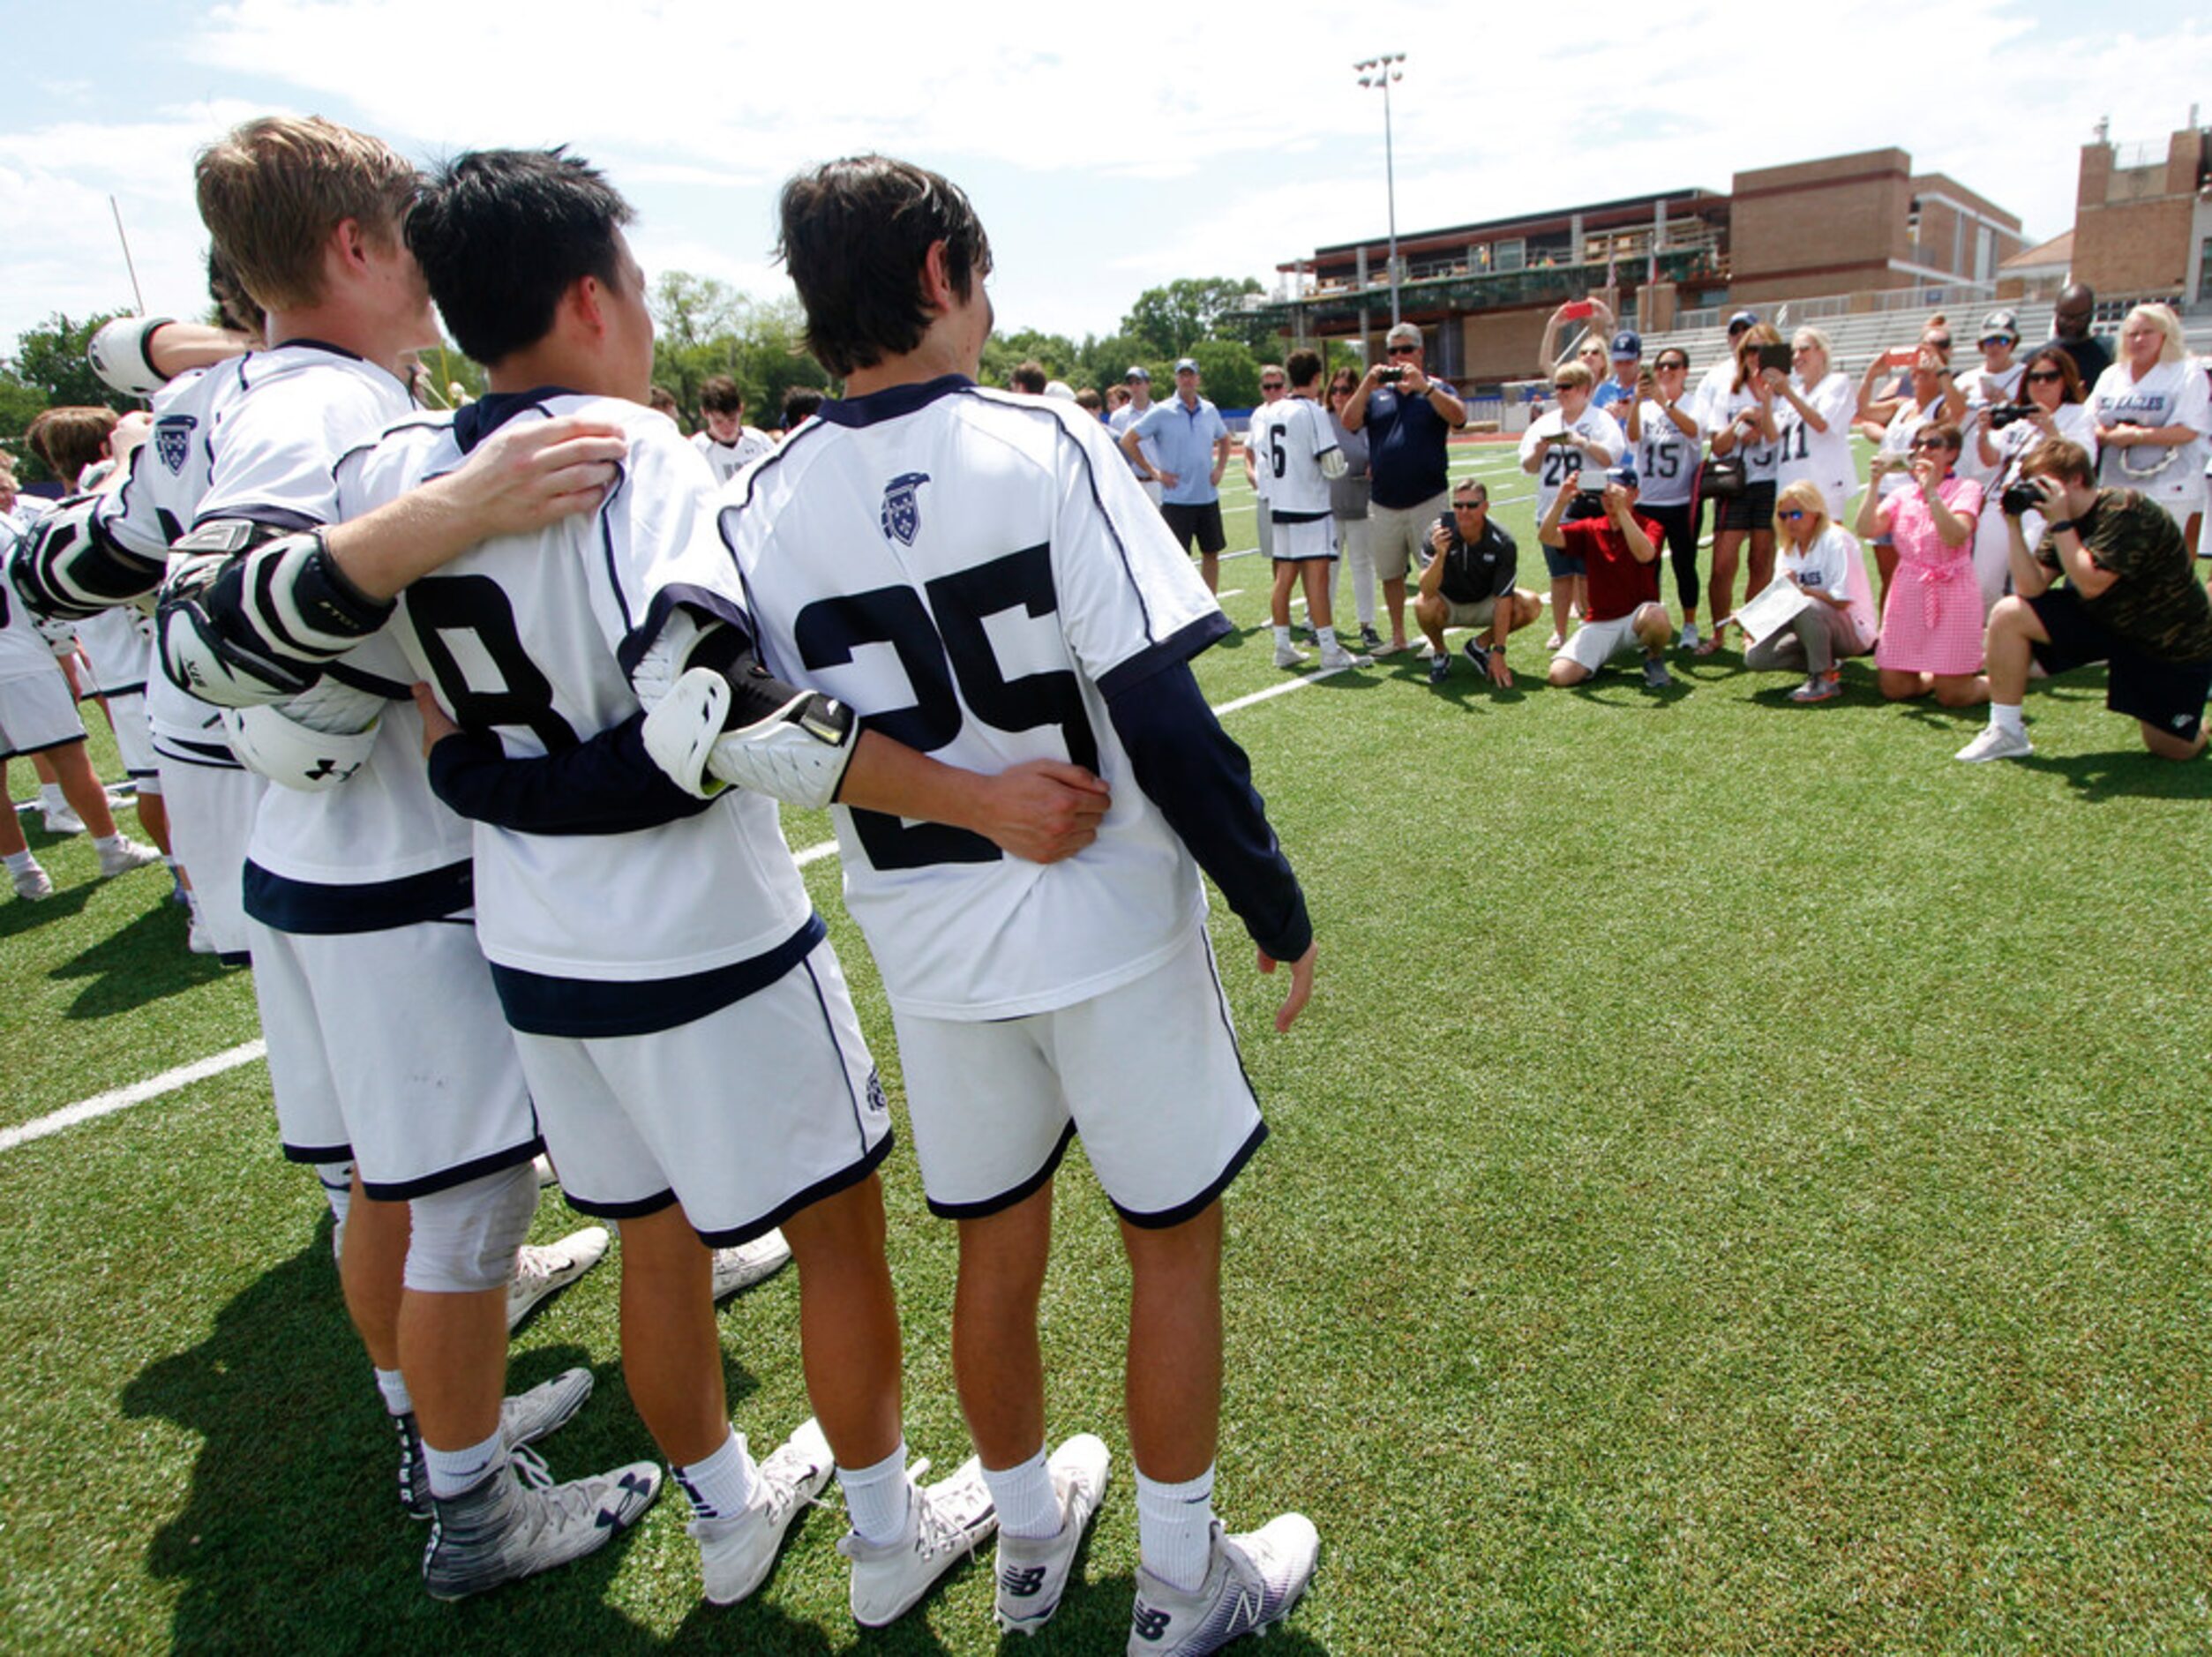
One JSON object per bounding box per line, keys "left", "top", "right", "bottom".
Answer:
{"left": 2025, "top": 370, "right": 2063, "bottom": 383}
{"left": 1778, "top": 510, "right": 1806, "bottom": 521}
{"left": 1656, "top": 360, "right": 1687, "bottom": 371}
{"left": 1980, "top": 336, "right": 2017, "bottom": 348}
{"left": 1387, "top": 343, "right": 1419, "bottom": 356}
{"left": 1261, "top": 382, "right": 1285, "bottom": 390}
{"left": 1453, "top": 496, "right": 1485, "bottom": 507}
{"left": 1910, "top": 438, "right": 1952, "bottom": 451}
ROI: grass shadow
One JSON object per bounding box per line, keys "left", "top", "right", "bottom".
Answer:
{"left": 2019, "top": 748, "right": 2212, "bottom": 802}
{"left": 55, "top": 898, "right": 229, "bottom": 1016}
{"left": 0, "top": 880, "right": 94, "bottom": 940}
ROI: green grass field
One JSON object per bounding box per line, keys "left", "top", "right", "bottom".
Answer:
{"left": 4, "top": 443, "right": 2211, "bottom": 1653}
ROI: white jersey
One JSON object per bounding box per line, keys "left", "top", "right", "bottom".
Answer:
{"left": 1709, "top": 383, "right": 1781, "bottom": 484}
{"left": 0, "top": 516, "right": 66, "bottom": 685}
{"left": 1775, "top": 371, "right": 1858, "bottom": 501}
{"left": 1245, "top": 401, "right": 1281, "bottom": 503}
{"left": 1519, "top": 404, "right": 1625, "bottom": 522}
{"left": 75, "top": 606, "right": 154, "bottom": 697}
{"left": 1631, "top": 398, "right": 1702, "bottom": 508}
{"left": 694, "top": 425, "right": 774, "bottom": 487}
{"left": 343, "top": 393, "right": 814, "bottom": 1016}
{"left": 2088, "top": 359, "right": 2212, "bottom": 502}
{"left": 1257, "top": 396, "right": 1339, "bottom": 518}
{"left": 724, "top": 378, "right": 1225, "bottom": 1022}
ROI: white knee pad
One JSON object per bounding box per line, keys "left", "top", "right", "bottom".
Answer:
{"left": 402, "top": 1160, "right": 539, "bottom": 1294}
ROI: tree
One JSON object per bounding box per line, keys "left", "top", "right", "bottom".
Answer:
{"left": 1188, "top": 341, "right": 1260, "bottom": 410}
{"left": 1118, "top": 278, "right": 1271, "bottom": 357}
{"left": 647, "top": 273, "right": 829, "bottom": 426}
{"left": 0, "top": 311, "right": 131, "bottom": 482}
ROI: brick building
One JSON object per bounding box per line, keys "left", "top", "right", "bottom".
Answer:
{"left": 2070, "top": 125, "right": 2212, "bottom": 305}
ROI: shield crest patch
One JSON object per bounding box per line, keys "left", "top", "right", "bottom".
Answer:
{"left": 879, "top": 472, "right": 929, "bottom": 547}
{"left": 154, "top": 416, "right": 197, "bottom": 476}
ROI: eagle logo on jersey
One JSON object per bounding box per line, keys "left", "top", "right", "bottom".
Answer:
{"left": 154, "top": 416, "right": 197, "bottom": 476}
{"left": 879, "top": 472, "right": 929, "bottom": 547}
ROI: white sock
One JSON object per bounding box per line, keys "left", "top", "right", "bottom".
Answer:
{"left": 982, "top": 1445, "right": 1059, "bottom": 1541}
{"left": 837, "top": 1443, "right": 911, "bottom": 1545}
{"left": 93, "top": 833, "right": 124, "bottom": 853}
{"left": 1136, "top": 1464, "right": 1216, "bottom": 1593}
{"left": 424, "top": 1428, "right": 505, "bottom": 1498}
{"left": 4, "top": 851, "right": 34, "bottom": 875}
{"left": 39, "top": 783, "right": 64, "bottom": 812}
{"left": 674, "top": 1427, "right": 758, "bottom": 1520}
{"left": 374, "top": 1366, "right": 413, "bottom": 1418}
{"left": 1316, "top": 626, "right": 1339, "bottom": 653}
{"left": 1991, "top": 702, "right": 2025, "bottom": 737}
{"left": 319, "top": 1163, "right": 353, "bottom": 1231}
{"left": 1272, "top": 625, "right": 1292, "bottom": 649}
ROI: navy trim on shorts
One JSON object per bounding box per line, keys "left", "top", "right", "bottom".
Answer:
{"left": 217, "top": 949, "right": 251, "bottom": 968}
{"left": 1113, "top": 1120, "right": 1269, "bottom": 1231}
{"left": 242, "top": 858, "right": 474, "bottom": 934}
{"left": 490, "top": 912, "right": 829, "bottom": 1038}
{"left": 560, "top": 1186, "right": 683, "bottom": 1223}
{"left": 1098, "top": 611, "right": 1233, "bottom": 701}
{"left": 152, "top": 736, "right": 242, "bottom": 769}
{"left": 85, "top": 680, "right": 147, "bottom": 700}
{"left": 695, "top": 1130, "right": 896, "bottom": 1248}
{"left": 4, "top": 733, "right": 84, "bottom": 761}
{"left": 925, "top": 1121, "right": 1079, "bottom": 1223}
{"left": 280, "top": 1137, "right": 355, "bottom": 1166}
{"left": 1272, "top": 508, "right": 1331, "bottom": 524}
{"left": 354, "top": 1136, "right": 546, "bottom": 1203}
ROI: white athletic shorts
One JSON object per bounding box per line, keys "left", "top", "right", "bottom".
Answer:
{"left": 1271, "top": 515, "right": 1335, "bottom": 563}
{"left": 252, "top": 913, "right": 540, "bottom": 1199}
{"left": 0, "top": 669, "right": 85, "bottom": 760}
{"left": 1559, "top": 604, "right": 1668, "bottom": 674}
{"left": 513, "top": 937, "right": 889, "bottom": 1245}
{"left": 891, "top": 924, "right": 1266, "bottom": 1228}
{"left": 1254, "top": 498, "right": 1274, "bottom": 559}
{"left": 158, "top": 760, "right": 264, "bottom": 961}
{"left": 98, "top": 690, "right": 159, "bottom": 786}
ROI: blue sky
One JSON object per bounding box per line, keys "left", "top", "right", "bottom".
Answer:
{"left": 2, "top": 0, "right": 2206, "bottom": 356}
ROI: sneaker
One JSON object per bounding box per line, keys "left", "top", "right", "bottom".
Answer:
{"left": 711, "top": 1229, "right": 792, "bottom": 1303}
{"left": 1127, "top": 1515, "right": 1319, "bottom": 1655}
{"left": 11, "top": 861, "right": 54, "bottom": 901}
{"left": 96, "top": 836, "right": 161, "bottom": 877}
{"left": 691, "top": 1417, "right": 835, "bottom": 1605}
{"left": 399, "top": 1367, "right": 597, "bottom": 1519}
{"left": 1643, "top": 657, "right": 1675, "bottom": 690}
{"left": 995, "top": 1434, "right": 1111, "bottom": 1635}
{"left": 1955, "top": 725, "right": 2034, "bottom": 763}
{"left": 1543, "top": 631, "right": 1565, "bottom": 652}
{"left": 1426, "top": 652, "right": 1451, "bottom": 686}
{"left": 1680, "top": 620, "right": 1701, "bottom": 652}
{"left": 506, "top": 1226, "right": 611, "bottom": 1331}
{"left": 1461, "top": 637, "right": 1491, "bottom": 678}
{"left": 421, "top": 1444, "right": 661, "bottom": 1601}
{"left": 1358, "top": 625, "right": 1383, "bottom": 653}
{"left": 41, "top": 804, "right": 85, "bottom": 836}
{"left": 186, "top": 911, "right": 215, "bottom": 954}
{"left": 1271, "top": 641, "right": 1308, "bottom": 670}
{"left": 841, "top": 1456, "right": 999, "bottom": 1627}
{"left": 1316, "top": 645, "right": 1370, "bottom": 672}
{"left": 1789, "top": 671, "right": 1842, "bottom": 704}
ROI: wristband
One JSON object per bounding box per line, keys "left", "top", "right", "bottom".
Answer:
{"left": 2048, "top": 519, "right": 2076, "bottom": 536}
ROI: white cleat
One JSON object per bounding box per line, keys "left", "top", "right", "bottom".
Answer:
{"left": 841, "top": 1456, "right": 999, "bottom": 1627}
{"left": 96, "top": 836, "right": 161, "bottom": 878}
{"left": 506, "top": 1226, "right": 611, "bottom": 1330}
{"left": 995, "top": 1433, "right": 1112, "bottom": 1635}
{"left": 1316, "top": 645, "right": 1371, "bottom": 671}
{"left": 1271, "top": 641, "right": 1308, "bottom": 670}
{"left": 690, "top": 1417, "right": 835, "bottom": 1605}
{"left": 11, "top": 861, "right": 54, "bottom": 901}
{"left": 1954, "top": 725, "right": 2034, "bottom": 763}
{"left": 711, "top": 1229, "right": 792, "bottom": 1303}
{"left": 1127, "top": 1514, "right": 1319, "bottom": 1655}
{"left": 41, "top": 805, "right": 86, "bottom": 836}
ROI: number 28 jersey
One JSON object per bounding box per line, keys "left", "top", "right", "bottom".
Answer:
{"left": 723, "top": 376, "right": 1228, "bottom": 1023}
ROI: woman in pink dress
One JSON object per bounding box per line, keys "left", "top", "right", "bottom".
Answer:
{"left": 1855, "top": 423, "right": 1988, "bottom": 705}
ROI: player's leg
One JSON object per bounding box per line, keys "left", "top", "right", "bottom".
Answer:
{"left": 42, "top": 738, "right": 121, "bottom": 837}
{"left": 614, "top": 1203, "right": 726, "bottom": 1462}
{"left": 1301, "top": 557, "right": 1335, "bottom": 634}
{"left": 1268, "top": 561, "right": 1303, "bottom": 666}
{"left": 1120, "top": 1200, "right": 1224, "bottom": 1486}
{"left": 0, "top": 757, "right": 48, "bottom": 898}
{"left": 951, "top": 1184, "right": 1053, "bottom": 1467}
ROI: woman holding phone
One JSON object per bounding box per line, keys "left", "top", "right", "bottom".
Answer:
{"left": 1769, "top": 326, "right": 1857, "bottom": 525}
{"left": 1856, "top": 422, "right": 1986, "bottom": 705}
{"left": 1626, "top": 349, "right": 1706, "bottom": 648}
{"left": 1697, "top": 323, "right": 1783, "bottom": 653}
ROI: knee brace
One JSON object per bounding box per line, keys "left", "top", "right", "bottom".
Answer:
{"left": 402, "top": 1160, "right": 538, "bottom": 1294}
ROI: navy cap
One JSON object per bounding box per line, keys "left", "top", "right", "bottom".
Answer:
{"left": 1610, "top": 330, "right": 1642, "bottom": 359}
{"left": 1606, "top": 464, "right": 1638, "bottom": 488}
{"left": 1728, "top": 310, "right": 1758, "bottom": 333}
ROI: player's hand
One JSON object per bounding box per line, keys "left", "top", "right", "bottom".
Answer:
{"left": 411, "top": 682, "right": 459, "bottom": 757}
{"left": 448, "top": 415, "right": 628, "bottom": 536}
{"left": 1256, "top": 941, "right": 1316, "bottom": 1032}
{"left": 973, "top": 759, "right": 1111, "bottom": 864}
{"left": 107, "top": 410, "right": 154, "bottom": 471}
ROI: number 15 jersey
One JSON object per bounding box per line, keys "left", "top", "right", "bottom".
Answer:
{"left": 722, "top": 375, "right": 1231, "bottom": 1023}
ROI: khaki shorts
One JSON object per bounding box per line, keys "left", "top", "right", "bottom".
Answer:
{"left": 1433, "top": 594, "right": 1498, "bottom": 630}
{"left": 1367, "top": 491, "right": 1449, "bottom": 582}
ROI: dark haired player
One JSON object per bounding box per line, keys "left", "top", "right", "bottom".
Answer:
{"left": 727, "top": 153, "right": 1321, "bottom": 1653}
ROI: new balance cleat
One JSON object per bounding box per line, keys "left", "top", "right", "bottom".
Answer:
{"left": 1461, "top": 638, "right": 1491, "bottom": 678}
{"left": 506, "top": 1226, "right": 610, "bottom": 1330}
{"left": 710, "top": 1229, "right": 792, "bottom": 1303}
{"left": 840, "top": 1455, "right": 999, "bottom": 1627}
{"left": 1358, "top": 625, "right": 1383, "bottom": 653}
{"left": 1127, "top": 1514, "right": 1319, "bottom": 1655}
{"left": 1316, "top": 645, "right": 1370, "bottom": 672}
{"left": 421, "top": 1444, "right": 661, "bottom": 1601}
{"left": 41, "top": 804, "right": 85, "bottom": 836}
{"left": 995, "top": 1433, "right": 1112, "bottom": 1635}
{"left": 690, "top": 1417, "right": 835, "bottom": 1605}
{"left": 399, "top": 1367, "right": 598, "bottom": 1519}
{"left": 1426, "top": 652, "right": 1451, "bottom": 686}
{"left": 1271, "top": 641, "right": 1308, "bottom": 670}
{"left": 11, "top": 861, "right": 54, "bottom": 901}
{"left": 96, "top": 836, "right": 161, "bottom": 877}
{"left": 1955, "top": 725, "right": 2033, "bottom": 762}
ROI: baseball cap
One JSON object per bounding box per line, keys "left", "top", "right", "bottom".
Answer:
{"left": 1977, "top": 308, "right": 2020, "bottom": 344}
{"left": 1610, "top": 329, "right": 1642, "bottom": 360}
{"left": 1727, "top": 310, "right": 1758, "bottom": 334}
{"left": 1173, "top": 357, "right": 1200, "bottom": 375}
{"left": 1125, "top": 365, "right": 1150, "bottom": 382}
{"left": 1605, "top": 464, "right": 1638, "bottom": 488}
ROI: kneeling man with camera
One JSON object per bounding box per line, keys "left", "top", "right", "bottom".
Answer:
{"left": 1538, "top": 467, "right": 1675, "bottom": 691}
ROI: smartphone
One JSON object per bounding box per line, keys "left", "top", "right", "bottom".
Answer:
{"left": 1577, "top": 468, "right": 1608, "bottom": 492}
{"left": 1755, "top": 342, "right": 1791, "bottom": 375}
{"left": 1882, "top": 345, "right": 1919, "bottom": 370}
{"left": 1560, "top": 300, "right": 1594, "bottom": 321}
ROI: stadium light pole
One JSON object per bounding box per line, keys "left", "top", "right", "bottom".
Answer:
{"left": 1353, "top": 54, "right": 1406, "bottom": 327}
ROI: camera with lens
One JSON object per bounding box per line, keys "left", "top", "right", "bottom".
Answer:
{"left": 1376, "top": 365, "right": 1406, "bottom": 385}
{"left": 1986, "top": 403, "right": 2035, "bottom": 431}
{"left": 1999, "top": 481, "right": 2044, "bottom": 518}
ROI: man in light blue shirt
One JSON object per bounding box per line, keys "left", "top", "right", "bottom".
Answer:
{"left": 1107, "top": 365, "right": 1164, "bottom": 508}
{"left": 1122, "top": 357, "right": 1232, "bottom": 592}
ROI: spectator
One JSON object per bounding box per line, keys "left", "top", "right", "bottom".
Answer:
{"left": 1691, "top": 310, "right": 1758, "bottom": 430}
{"left": 1625, "top": 347, "right": 1706, "bottom": 648}
{"left": 1009, "top": 359, "right": 1048, "bottom": 395}
{"left": 1263, "top": 349, "right": 1365, "bottom": 671}
{"left": 1537, "top": 296, "right": 1616, "bottom": 378}
{"left": 647, "top": 384, "right": 683, "bottom": 426}
{"left": 1953, "top": 311, "right": 2028, "bottom": 611}
{"left": 1771, "top": 327, "right": 1859, "bottom": 525}
{"left": 1856, "top": 422, "right": 1986, "bottom": 706}
{"left": 780, "top": 384, "right": 823, "bottom": 436}
{"left": 1975, "top": 345, "right": 2099, "bottom": 591}
{"left": 1593, "top": 331, "right": 1641, "bottom": 414}
{"left": 2050, "top": 282, "right": 2112, "bottom": 390}
{"left": 1073, "top": 386, "right": 1104, "bottom": 418}
{"left": 1859, "top": 324, "right": 1964, "bottom": 431}
{"left": 1341, "top": 321, "right": 1467, "bottom": 654}
{"left": 1417, "top": 477, "right": 1542, "bottom": 687}
{"left": 1244, "top": 364, "right": 1288, "bottom": 565}
{"left": 1123, "top": 356, "right": 1233, "bottom": 591}
{"left": 2087, "top": 303, "right": 2210, "bottom": 554}
{"left": 1106, "top": 383, "right": 1131, "bottom": 414}
{"left": 1323, "top": 367, "right": 1382, "bottom": 652}
{"left": 1699, "top": 323, "right": 1783, "bottom": 653}
{"left": 1743, "top": 481, "right": 1877, "bottom": 702}
{"left": 694, "top": 374, "right": 772, "bottom": 484}
{"left": 1109, "top": 364, "right": 1163, "bottom": 507}
{"left": 1518, "top": 360, "right": 1624, "bottom": 649}
{"left": 1960, "top": 437, "right": 2212, "bottom": 761}
{"left": 1539, "top": 466, "right": 1675, "bottom": 690}
{"left": 1857, "top": 338, "right": 1961, "bottom": 608}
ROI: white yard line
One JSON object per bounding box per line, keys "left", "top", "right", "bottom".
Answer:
{"left": 1, "top": 1041, "right": 267, "bottom": 1156}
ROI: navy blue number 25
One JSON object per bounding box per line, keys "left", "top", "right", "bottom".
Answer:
{"left": 791, "top": 543, "right": 1100, "bottom": 871}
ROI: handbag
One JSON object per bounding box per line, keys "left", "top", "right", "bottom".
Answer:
{"left": 1700, "top": 455, "right": 1746, "bottom": 499}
